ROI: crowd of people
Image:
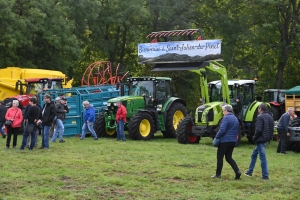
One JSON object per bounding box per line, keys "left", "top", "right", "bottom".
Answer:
{"left": 212, "top": 104, "right": 295, "bottom": 180}
{"left": 1, "top": 95, "right": 128, "bottom": 151}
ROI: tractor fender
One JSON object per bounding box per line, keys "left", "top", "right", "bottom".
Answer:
{"left": 269, "top": 101, "right": 281, "bottom": 107}
{"left": 244, "top": 101, "right": 271, "bottom": 122}
{"left": 162, "top": 97, "right": 186, "bottom": 113}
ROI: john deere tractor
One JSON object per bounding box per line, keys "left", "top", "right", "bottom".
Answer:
{"left": 94, "top": 76, "right": 187, "bottom": 140}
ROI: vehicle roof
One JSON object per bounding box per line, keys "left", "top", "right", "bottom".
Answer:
{"left": 264, "top": 89, "right": 287, "bottom": 92}
{"left": 129, "top": 77, "right": 172, "bottom": 81}
{"left": 285, "top": 86, "right": 300, "bottom": 95}
{"left": 209, "top": 80, "right": 256, "bottom": 86}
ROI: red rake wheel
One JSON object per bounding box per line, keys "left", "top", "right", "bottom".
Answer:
{"left": 81, "top": 61, "right": 112, "bottom": 86}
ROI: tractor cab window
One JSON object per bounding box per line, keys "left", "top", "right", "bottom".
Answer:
{"left": 278, "top": 92, "right": 285, "bottom": 103}
{"left": 130, "top": 81, "right": 153, "bottom": 98}
{"left": 210, "top": 84, "right": 222, "bottom": 102}
{"left": 155, "top": 80, "right": 170, "bottom": 104}
{"left": 27, "top": 81, "right": 63, "bottom": 95}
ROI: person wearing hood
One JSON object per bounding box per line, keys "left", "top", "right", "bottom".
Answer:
{"left": 80, "top": 101, "right": 98, "bottom": 140}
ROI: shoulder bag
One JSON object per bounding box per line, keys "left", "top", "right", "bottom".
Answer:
{"left": 5, "top": 109, "right": 18, "bottom": 127}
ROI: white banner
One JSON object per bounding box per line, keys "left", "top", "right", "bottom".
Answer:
{"left": 138, "top": 40, "right": 222, "bottom": 64}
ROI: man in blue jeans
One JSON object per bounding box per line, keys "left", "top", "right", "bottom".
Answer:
{"left": 52, "top": 97, "right": 69, "bottom": 143}
{"left": 116, "top": 100, "right": 127, "bottom": 141}
{"left": 80, "top": 100, "right": 98, "bottom": 140}
{"left": 245, "top": 103, "right": 274, "bottom": 180}
{"left": 37, "top": 94, "right": 56, "bottom": 149}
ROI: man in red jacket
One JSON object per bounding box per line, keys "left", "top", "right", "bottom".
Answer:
{"left": 116, "top": 100, "right": 127, "bottom": 141}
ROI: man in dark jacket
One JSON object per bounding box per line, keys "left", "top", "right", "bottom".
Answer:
{"left": 211, "top": 105, "right": 241, "bottom": 179}
{"left": 245, "top": 103, "right": 274, "bottom": 180}
{"left": 20, "top": 97, "right": 40, "bottom": 151}
{"left": 276, "top": 107, "right": 295, "bottom": 154}
{"left": 0, "top": 101, "right": 7, "bottom": 138}
{"left": 51, "top": 97, "right": 69, "bottom": 143}
{"left": 37, "top": 94, "right": 56, "bottom": 149}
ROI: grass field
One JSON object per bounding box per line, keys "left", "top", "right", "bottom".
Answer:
{"left": 0, "top": 132, "right": 299, "bottom": 200}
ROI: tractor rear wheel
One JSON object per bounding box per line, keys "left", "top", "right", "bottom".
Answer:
{"left": 163, "top": 103, "right": 187, "bottom": 138}
{"left": 94, "top": 113, "right": 116, "bottom": 137}
{"left": 270, "top": 106, "right": 280, "bottom": 121}
{"left": 177, "top": 117, "right": 200, "bottom": 144}
{"left": 128, "top": 112, "right": 155, "bottom": 140}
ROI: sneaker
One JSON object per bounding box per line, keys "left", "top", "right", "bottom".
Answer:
{"left": 2, "top": 135, "right": 6, "bottom": 138}
{"left": 13, "top": 146, "right": 16, "bottom": 148}
{"left": 211, "top": 174, "right": 221, "bottom": 178}
{"left": 39, "top": 146, "right": 45, "bottom": 149}
{"left": 262, "top": 177, "right": 269, "bottom": 180}
{"left": 52, "top": 140, "right": 56, "bottom": 142}
{"left": 80, "top": 138, "right": 84, "bottom": 140}
{"left": 59, "top": 140, "right": 66, "bottom": 143}
{"left": 244, "top": 172, "right": 252, "bottom": 177}
{"left": 25, "top": 145, "right": 30, "bottom": 148}
{"left": 20, "top": 148, "right": 24, "bottom": 151}
{"left": 94, "top": 138, "right": 98, "bottom": 141}
{"left": 5, "top": 146, "right": 9, "bottom": 149}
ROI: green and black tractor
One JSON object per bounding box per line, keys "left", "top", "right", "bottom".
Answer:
{"left": 94, "top": 76, "right": 187, "bottom": 140}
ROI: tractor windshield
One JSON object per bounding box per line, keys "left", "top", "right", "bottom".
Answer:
{"left": 129, "top": 81, "right": 154, "bottom": 97}
{"left": 26, "top": 81, "right": 62, "bottom": 95}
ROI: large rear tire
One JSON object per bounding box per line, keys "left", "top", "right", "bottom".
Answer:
{"left": 128, "top": 112, "right": 155, "bottom": 140}
{"left": 94, "top": 113, "right": 116, "bottom": 137}
{"left": 270, "top": 106, "right": 280, "bottom": 121}
{"left": 177, "top": 117, "right": 200, "bottom": 144}
{"left": 163, "top": 103, "right": 187, "bottom": 138}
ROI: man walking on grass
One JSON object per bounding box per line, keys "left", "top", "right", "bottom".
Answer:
{"left": 80, "top": 101, "right": 98, "bottom": 140}
{"left": 244, "top": 103, "right": 274, "bottom": 180}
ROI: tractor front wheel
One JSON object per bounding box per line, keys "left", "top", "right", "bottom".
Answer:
{"left": 163, "top": 103, "right": 187, "bottom": 138}
{"left": 177, "top": 117, "right": 200, "bottom": 144}
{"left": 128, "top": 112, "right": 155, "bottom": 140}
{"left": 94, "top": 113, "right": 116, "bottom": 137}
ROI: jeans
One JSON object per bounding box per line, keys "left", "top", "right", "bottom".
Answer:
{"left": 81, "top": 122, "right": 98, "bottom": 139}
{"left": 216, "top": 142, "right": 239, "bottom": 176}
{"left": 52, "top": 119, "right": 64, "bottom": 141}
{"left": 21, "top": 124, "right": 37, "bottom": 150}
{"left": 247, "top": 142, "right": 269, "bottom": 178}
{"left": 26, "top": 130, "right": 38, "bottom": 146}
{"left": 42, "top": 125, "right": 50, "bottom": 148}
{"left": 277, "top": 128, "right": 287, "bottom": 153}
{"left": 6, "top": 126, "right": 19, "bottom": 148}
{"left": 116, "top": 120, "right": 126, "bottom": 141}
{"left": 0, "top": 122, "right": 6, "bottom": 136}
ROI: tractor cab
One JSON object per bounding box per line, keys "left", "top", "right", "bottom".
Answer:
{"left": 209, "top": 80, "right": 256, "bottom": 118}
{"left": 128, "top": 77, "right": 171, "bottom": 109}
{"left": 263, "top": 89, "right": 286, "bottom": 105}
{"left": 25, "top": 78, "right": 64, "bottom": 95}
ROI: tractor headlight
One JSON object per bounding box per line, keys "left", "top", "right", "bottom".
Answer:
{"left": 113, "top": 103, "right": 117, "bottom": 106}
{"left": 157, "top": 104, "right": 162, "bottom": 111}
{"left": 107, "top": 102, "right": 111, "bottom": 106}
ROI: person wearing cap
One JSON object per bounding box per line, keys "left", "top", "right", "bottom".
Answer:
{"left": 52, "top": 96, "right": 69, "bottom": 143}
{"left": 37, "top": 94, "right": 56, "bottom": 149}
{"left": 80, "top": 100, "right": 98, "bottom": 140}
{"left": 116, "top": 100, "right": 127, "bottom": 141}
{"left": 211, "top": 105, "right": 241, "bottom": 180}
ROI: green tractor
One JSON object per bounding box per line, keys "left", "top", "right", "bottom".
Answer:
{"left": 177, "top": 78, "right": 269, "bottom": 145}
{"left": 208, "top": 79, "right": 268, "bottom": 143}
{"left": 94, "top": 76, "right": 187, "bottom": 140}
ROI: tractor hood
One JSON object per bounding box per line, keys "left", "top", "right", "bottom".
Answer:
{"left": 107, "top": 96, "right": 144, "bottom": 104}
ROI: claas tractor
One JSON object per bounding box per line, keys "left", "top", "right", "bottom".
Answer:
{"left": 94, "top": 76, "right": 187, "bottom": 140}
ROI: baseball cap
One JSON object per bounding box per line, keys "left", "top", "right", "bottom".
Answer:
{"left": 61, "top": 97, "right": 67, "bottom": 101}
{"left": 55, "top": 97, "right": 61, "bottom": 101}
